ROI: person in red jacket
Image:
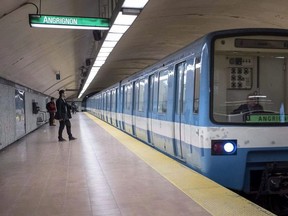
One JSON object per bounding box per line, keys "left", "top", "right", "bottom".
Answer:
{"left": 46, "top": 97, "right": 56, "bottom": 126}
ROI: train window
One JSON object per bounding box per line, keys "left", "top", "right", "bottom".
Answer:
{"left": 111, "top": 89, "right": 117, "bottom": 112}
{"left": 193, "top": 57, "right": 201, "bottom": 113}
{"left": 175, "top": 62, "right": 187, "bottom": 114}
{"left": 137, "top": 79, "right": 145, "bottom": 112}
{"left": 121, "top": 86, "right": 125, "bottom": 111}
{"left": 123, "top": 85, "right": 127, "bottom": 110}
{"left": 100, "top": 95, "right": 102, "bottom": 110}
{"left": 106, "top": 91, "right": 110, "bottom": 110}
{"left": 212, "top": 35, "right": 288, "bottom": 124}
{"left": 124, "top": 84, "right": 132, "bottom": 110}
{"left": 149, "top": 75, "right": 155, "bottom": 112}
{"left": 133, "top": 82, "right": 137, "bottom": 112}
{"left": 158, "top": 70, "right": 168, "bottom": 113}
{"left": 183, "top": 69, "right": 187, "bottom": 110}
{"left": 103, "top": 92, "right": 106, "bottom": 110}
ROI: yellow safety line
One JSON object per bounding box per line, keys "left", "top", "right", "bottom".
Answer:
{"left": 85, "top": 113, "right": 275, "bottom": 216}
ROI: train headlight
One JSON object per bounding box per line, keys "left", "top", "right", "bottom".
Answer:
{"left": 211, "top": 140, "right": 237, "bottom": 155}
{"left": 224, "top": 142, "right": 235, "bottom": 153}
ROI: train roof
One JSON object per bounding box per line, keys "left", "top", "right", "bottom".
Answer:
{"left": 122, "top": 28, "right": 288, "bottom": 82}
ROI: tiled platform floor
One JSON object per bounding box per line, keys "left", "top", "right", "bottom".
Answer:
{"left": 0, "top": 113, "right": 211, "bottom": 216}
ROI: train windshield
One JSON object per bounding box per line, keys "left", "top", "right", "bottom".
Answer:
{"left": 212, "top": 35, "right": 288, "bottom": 124}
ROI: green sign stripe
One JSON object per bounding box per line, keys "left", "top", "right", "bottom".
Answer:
{"left": 246, "top": 114, "right": 288, "bottom": 123}
{"left": 30, "top": 15, "right": 110, "bottom": 27}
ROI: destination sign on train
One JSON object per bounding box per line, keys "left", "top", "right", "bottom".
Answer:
{"left": 246, "top": 114, "right": 288, "bottom": 123}
{"left": 235, "top": 39, "right": 288, "bottom": 49}
{"left": 29, "top": 14, "right": 110, "bottom": 30}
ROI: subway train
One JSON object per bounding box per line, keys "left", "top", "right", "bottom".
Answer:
{"left": 86, "top": 29, "right": 288, "bottom": 205}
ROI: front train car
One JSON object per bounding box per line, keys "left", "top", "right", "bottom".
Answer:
{"left": 207, "top": 29, "right": 288, "bottom": 197}
{"left": 86, "top": 29, "right": 288, "bottom": 209}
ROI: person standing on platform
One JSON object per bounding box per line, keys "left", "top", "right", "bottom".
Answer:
{"left": 71, "top": 102, "right": 77, "bottom": 114}
{"left": 55, "top": 90, "right": 77, "bottom": 141}
{"left": 46, "top": 97, "right": 56, "bottom": 126}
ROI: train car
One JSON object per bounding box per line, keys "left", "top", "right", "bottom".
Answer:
{"left": 86, "top": 29, "right": 288, "bottom": 200}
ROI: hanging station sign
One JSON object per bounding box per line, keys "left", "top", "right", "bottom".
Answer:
{"left": 29, "top": 14, "right": 110, "bottom": 30}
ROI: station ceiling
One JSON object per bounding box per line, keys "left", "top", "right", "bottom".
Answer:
{"left": 1, "top": 0, "right": 288, "bottom": 100}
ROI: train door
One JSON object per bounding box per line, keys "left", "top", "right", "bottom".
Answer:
{"left": 103, "top": 92, "right": 107, "bottom": 121}
{"left": 111, "top": 88, "right": 117, "bottom": 127}
{"left": 123, "top": 83, "right": 133, "bottom": 134}
{"left": 107, "top": 91, "right": 111, "bottom": 124}
{"left": 121, "top": 85, "right": 126, "bottom": 130}
{"left": 173, "top": 62, "right": 187, "bottom": 160}
{"left": 122, "top": 85, "right": 127, "bottom": 131}
{"left": 117, "top": 86, "right": 123, "bottom": 129}
{"left": 132, "top": 81, "right": 136, "bottom": 135}
{"left": 134, "top": 78, "right": 149, "bottom": 142}
{"left": 147, "top": 74, "right": 155, "bottom": 145}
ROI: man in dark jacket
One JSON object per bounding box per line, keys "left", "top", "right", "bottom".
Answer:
{"left": 231, "top": 93, "right": 263, "bottom": 114}
{"left": 56, "top": 90, "right": 77, "bottom": 141}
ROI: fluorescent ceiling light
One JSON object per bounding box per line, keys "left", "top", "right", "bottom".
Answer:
{"left": 106, "top": 33, "right": 123, "bottom": 41}
{"left": 95, "top": 56, "right": 108, "bottom": 61}
{"left": 94, "top": 61, "right": 105, "bottom": 67}
{"left": 85, "top": 67, "right": 100, "bottom": 84}
{"left": 98, "top": 52, "right": 110, "bottom": 57}
{"left": 114, "top": 12, "right": 137, "bottom": 25}
{"left": 109, "top": 25, "right": 130, "bottom": 34}
{"left": 99, "top": 47, "right": 113, "bottom": 53}
{"left": 85, "top": 76, "right": 94, "bottom": 84}
{"left": 95, "top": 56, "right": 106, "bottom": 62}
{"left": 122, "top": 0, "right": 149, "bottom": 8}
{"left": 102, "top": 41, "right": 118, "bottom": 48}
{"left": 80, "top": 85, "right": 88, "bottom": 96}
{"left": 91, "top": 66, "right": 100, "bottom": 73}
{"left": 79, "top": 1, "right": 150, "bottom": 98}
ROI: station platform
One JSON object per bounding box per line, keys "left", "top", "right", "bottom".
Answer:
{"left": 0, "top": 112, "right": 275, "bottom": 216}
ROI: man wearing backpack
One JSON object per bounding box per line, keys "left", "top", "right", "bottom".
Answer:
{"left": 46, "top": 97, "right": 56, "bottom": 126}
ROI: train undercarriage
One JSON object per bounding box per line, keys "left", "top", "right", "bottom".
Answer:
{"left": 249, "top": 162, "right": 288, "bottom": 215}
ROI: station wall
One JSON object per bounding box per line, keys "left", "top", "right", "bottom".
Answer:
{"left": 0, "top": 79, "right": 49, "bottom": 150}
